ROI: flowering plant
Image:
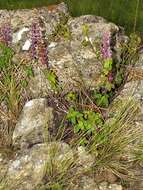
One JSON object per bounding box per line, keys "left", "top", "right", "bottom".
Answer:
{"left": 0, "top": 23, "right": 12, "bottom": 47}
{"left": 30, "top": 21, "right": 48, "bottom": 66}
{"left": 101, "top": 32, "right": 113, "bottom": 75}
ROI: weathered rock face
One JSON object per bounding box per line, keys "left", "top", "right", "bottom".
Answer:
{"left": 0, "top": 2, "right": 70, "bottom": 98}
{"left": 13, "top": 98, "right": 54, "bottom": 149}
{"left": 0, "top": 142, "right": 73, "bottom": 190}
{"left": 0, "top": 2, "right": 131, "bottom": 190}
{"left": 48, "top": 15, "right": 123, "bottom": 92}
{"left": 0, "top": 2, "right": 126, "bottom": 96}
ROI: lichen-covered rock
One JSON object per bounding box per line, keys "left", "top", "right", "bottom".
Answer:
{"left": 0, "top": 2, "right": 68, "bottom": 32}
{"left": 98, "top": 182, "right": 123, "bottom": 190}
{"left": 48, "top": 15, "right": 125, "bottom": 92}
{"left": 13, "top": 98, "right": 54, "bottom": 149}
{"left": 0, "top": 2, "right": 69, "bottom": 57}
{"left": 0, "top": 3, "right": 70, "bottom": 98}
{"left": 78, "top": 176, "right": 98, "bottom": 190}
{"left": 108, "top": 184, "right": 123, "bottom": 190}
{"left": 0, "top": 153, "right": 8, "bottom": 182}
{"left": 0, "top": 3, "right": 126, "bottom": 97}
{"left": 77, "top": 146, "right": 94, "bottom": 169}
{"left": 95, "top": 170, "right": 117, "bottom": 184}
{"left": 118, "top": 53, "right": 143, "bottom": 99}
{"left": 0, "top": 142, "right": 73, "bottom": 190}
{"left": 28, "top": 65, "right": 52, "bottom": 98}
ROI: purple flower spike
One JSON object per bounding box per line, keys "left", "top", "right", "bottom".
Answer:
{"left": 101, "top": 32, "right": 112, "bottom": 59}
{"left": 30, "top": 21, "right": 49, "bottom": 67}
{"left": 0, "top": 23, "right": 12, "bottom": 47}
{"left": 108, "top": 72, "right": 114, "bottom": 82}
{"left": 30, "top": 22, "right": 41, "bottom": 59}
{"left": 38, "top": 42, "right": 48, "bottom": 66}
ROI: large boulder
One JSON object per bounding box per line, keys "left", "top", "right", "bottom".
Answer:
{"left": 0, "top": 3, "right": 126, "bottom": 97}
{"left": 13, "top": 98, "right": 54, "bottom": 149}
{"left": 48, "top": 15, "right": 124, "bottom": 92}
{"left": 0, "top": 142, "right": 73, "bottom": 190}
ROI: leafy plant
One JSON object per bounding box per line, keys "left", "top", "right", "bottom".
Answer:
{"left": 0, "top": 43, "right": 14, "bottom": 69}
{"left": 44, "top": 70, "right": 59, "bottom": 91}
{"left": 82, "top": 24, "right": 89, "bottom": 37}
{"left": 103, "top": 58, "right": 112, "bottom": 75}
{"left": 51, "top": 13, "right": 71, "bottom": 40}
{"left": 66, "top": 107, "right": 103, "bottom": 134}
{"left": 94, "top": 93, "right": 109, "bottom": 108}
{"left": 25, "top": 65, "right": 34, "bottom": 78}
{"left": 65, "top": 92, "right": 77, "bottom": 102}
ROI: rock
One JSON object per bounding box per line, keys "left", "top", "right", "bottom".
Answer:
{"left": 0, "top": 3, "right": 132, "bottom": 189}
{"left": 108, "top": 184, "right": 122, "bottom": 190}
{"left": 77, "top": 146, "right": 94, "bottom": 170}
{"left": 22, "top": 39, "right": 31, "bottom": 51}
{"left": 99, "top": 182, "right": 108, "bottom": 190}
{"left": 1, "top": 142, "right": 73, "bottom": 190}
{"left": 48, "top": 15, "right": 125, "bottom": 92}
{"left": 28, "top": 65, "right": 52, "bottom": 98}
{"left": 0, "top": 3, "right": 70, "bottom": 99}
{"left": 0, "top": 3, "right": 126, "bottom": 97}
{"left": 118, "top": 53, "right": 143, "bottom": 100}
{"left": 13, "top": 98, "right": 54, "bottom": 149}
{"left": 0, "top": 2, "right": 69, "bottom": 56}
{"left": 79, "top": 176, "right": 98, "bottom": 190}
{"left": 95, "top": 170, "right": 117, "bottom": 183}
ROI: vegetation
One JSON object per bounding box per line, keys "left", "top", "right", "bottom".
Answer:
{"left": 0, "top": 42, "right": 33, "bottom": 147}
{"left": 0, "top": 1, "right": 143, "bottom": 189}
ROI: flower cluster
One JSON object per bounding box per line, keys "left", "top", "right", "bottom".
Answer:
{"left": 108, "top": 71, "right": 114, "bottom": 82}
{"left": 30, "top": 21, "right": 48, "bottom": 66}
{"left": 101, "top": 32, "right": 112, "bottom": 59}
{"left": 38, "top": 42, "right": 48, "bottom": 66}
{"left": 30, "top": 22, "right": 41, "bottom": 59}
{"left": 0, "top": 23, "right": 12, "bottom": 47}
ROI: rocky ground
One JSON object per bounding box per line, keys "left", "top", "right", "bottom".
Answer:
{"left": 0, "top": 2, "right": 143, "bottom": 190}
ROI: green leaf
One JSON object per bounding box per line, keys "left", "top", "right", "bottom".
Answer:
{"left": 105, "top": 81, "right": 114, "bottom": 91}
{"left": 65, "top": 92, "right": 77, "bottom": 102}
{"left": 115, "top": 71, "right": 123, "bottom": 86}
{"left": 96, "top": 94, "right": 109, "bottom": 108}
{"left": 82, "top": 24, "right": 89, "bottom": 36}
{"left": 21, "top": 80, "right": 28, "bottom": 88}
{"left": 25, "top": 66, "right": 34, "bottom": 77}
{"left": 103, "top": 59, "right": 112, "bottom": 74}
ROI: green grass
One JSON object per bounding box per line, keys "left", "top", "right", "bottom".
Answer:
{"left": 0, "top": 0, "right": 142, "bottom": 33}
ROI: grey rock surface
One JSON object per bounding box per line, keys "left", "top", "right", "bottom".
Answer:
{"left": 13, "top": 98, "right": 54, "bottom": 149}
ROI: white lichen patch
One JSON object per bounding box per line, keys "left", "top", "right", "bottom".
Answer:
{"left": 25, "top": 100, "right": 34, "bottom": 108}
{"left": 48, "top": 42, "right": 57, "bottom": 48}
{"left": 12, "top": 27, "right": 29, "bottom": 43}
{"left": 22, "top": 39, "right": 31, "bottom": 51}
{"left": 8, "top": 160, "right": 21, "bottom": 173}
